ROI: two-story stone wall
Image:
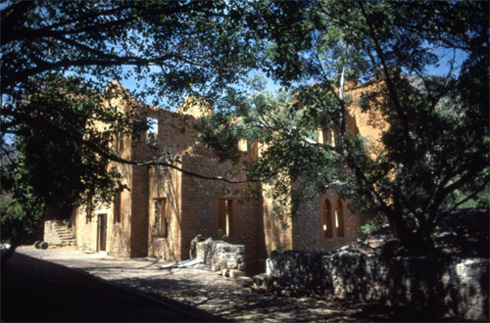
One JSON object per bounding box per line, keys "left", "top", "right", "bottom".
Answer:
{"left": 70, "top": 84, "right": 369, "bottom": 274}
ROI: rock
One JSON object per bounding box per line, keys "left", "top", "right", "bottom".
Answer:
{"left": 253, "top": 273, "right": 267, "bottom": 288}
{"left": 223, "top": 268, "right": 230, "bottom": 277}
{"left": 34, "top": 241, "right": 42, "bottom": 249}
{"left": 229, "top": 269, "right": 246, "bottom": 278}
{"left": 236, "top": 276, "right": 253, "bottom": 287}
{"left": 189, "top": 234, "right": 205, "bottom": 259}
{"left": 40, "top": 242, "right": 49, "bottom": 249}
{"left": 194, "top": 237, "right": 246, "bottom": 273}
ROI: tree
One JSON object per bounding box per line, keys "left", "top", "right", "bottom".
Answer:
{"left": 198, "top": 0, "right": 489, "bottom": 255}
{"left": 1, "top": 2, "right": 265, "bottom": 189}
{"left": 1, "top": 0, "right": 265, "bottom": 165}
{"left": 0, "top": 0, "right": 264, "bottom": 261}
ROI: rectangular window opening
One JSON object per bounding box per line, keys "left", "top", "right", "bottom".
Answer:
{"left": 155, "top": 198, "right": 168, "bottom": 238}
{"left": 146, "top": 118, "right": 158, "bottom": 146}
{"left": 113, "top": 191, "right": 121, "bottom": 223}
{"left": 218, "top": 199, "right": 233, "bottom": 238}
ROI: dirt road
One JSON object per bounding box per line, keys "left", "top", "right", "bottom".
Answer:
{"left": 3, "top": 246, "right": 452, "bottom": 322}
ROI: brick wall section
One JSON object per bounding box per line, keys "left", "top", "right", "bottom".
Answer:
{"left": 129, "top": 165, "right": 149, "bottom": 257}
{"left": 179, "top": 154, "right": 263, "bottom": 273}
{"left": 293, "top": 190, "right": 365, "bottom": 251}
{"left": 262, "top": 185, "right": 293, "bottom": 255}
{"left": 148, "top": 167, "right": 182, "bottom": 261}
{"left": 69, "top": 84, "right": 370, "bottom": 272}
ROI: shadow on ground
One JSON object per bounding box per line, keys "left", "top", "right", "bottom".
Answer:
{"left": 1, "top": 252, "right": 225, "bottom": 322}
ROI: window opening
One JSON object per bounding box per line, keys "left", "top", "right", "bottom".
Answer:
{"left": 115, "top": 133, "right": 124, "bottom": 152}
{"left": 323, "top": 199, "right": 333, "bottom": 239}
{"left": 113, "top": 191, "right": 121, "bottom": 223}
{"left": 155, "top": 198, "right": 168, "bottom": 238}
{"left": 335, "top": 199, "right": 344, "bottom": 237}
{"left": 218, "top": 199, "right": 233, "bottom": 238}
{"left": 86, "top": 194, "right": 93, "bottom": 224}
{"left": 146, "top": 118, "right": 158, "bottom": 146}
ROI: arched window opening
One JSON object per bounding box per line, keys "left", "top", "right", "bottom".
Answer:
{"left": 323, "top": 199, "right": 332, "bottom": 239}
{"left": 335, "top": 199, "right": 344, "bottom": 237}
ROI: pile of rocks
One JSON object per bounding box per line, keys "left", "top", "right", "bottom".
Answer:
{"left": 188, "top": 235, "right": 248, "bottom": 278}
{"left": 262, "top": 230, "right": 489, "bottom": 321}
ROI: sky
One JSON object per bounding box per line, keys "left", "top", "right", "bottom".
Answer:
{"left": 119, "top": 46, "right": 468, "bottom": 109}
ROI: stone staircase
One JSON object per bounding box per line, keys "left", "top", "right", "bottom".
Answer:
{"left": 44, "top": 220, "right": 76, "bottom": 246}
{"left": 55, "top": 222, "right": 76, "bottom": 246}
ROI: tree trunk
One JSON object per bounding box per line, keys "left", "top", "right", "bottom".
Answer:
{"left": 387, "top": 212, "right": 435, "bottom": 256}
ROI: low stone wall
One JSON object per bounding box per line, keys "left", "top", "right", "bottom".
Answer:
{"left": 44, "top": 220, "right": 63, "bottom": 245}
{"left": 266, "top": 249, "right": 488, "bottom": 321}
{"left": 195, "top": 238, "right": 246, "bottom": 272}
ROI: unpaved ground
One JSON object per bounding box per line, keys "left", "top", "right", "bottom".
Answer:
{"left": 16, "top": 245, "right": 449, "bottom": 322}
{"left": 2, "top": 251, "right": 216, "bottom": 322}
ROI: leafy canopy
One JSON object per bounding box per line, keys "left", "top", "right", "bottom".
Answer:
{"left": 1, "top": 0, "right": 266, "bottom": 220}
{"left": 198, "top": 0, "right": 489, "bottom": 255}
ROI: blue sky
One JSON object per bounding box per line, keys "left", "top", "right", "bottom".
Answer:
{"left": 119, "top": 47, "right": 467, "bottom": 108}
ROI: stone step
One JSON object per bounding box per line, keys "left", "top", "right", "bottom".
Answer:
{"left": 56, "top": 230, "right": 72, "bottom": 235}
{"left": 56, "top": 229, "right": 72, "bottom": 234}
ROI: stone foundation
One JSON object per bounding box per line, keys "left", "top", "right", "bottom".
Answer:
{"left": 195, "top": 237, "right": 246, "bottom": 272}
{"left": 265, "top": 249, "right": 489, "bottom": 321}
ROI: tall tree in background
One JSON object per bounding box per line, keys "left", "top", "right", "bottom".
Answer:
{"left": 199, "top": 0, "right": 489, "bottom": 255}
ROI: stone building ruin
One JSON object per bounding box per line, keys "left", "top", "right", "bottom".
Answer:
{"left": 67, "top": 84, "right": 382, "bottom": 274}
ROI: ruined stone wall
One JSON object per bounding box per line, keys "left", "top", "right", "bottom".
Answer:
{"left": 143, "top": 106, "right": 266, "bottom": 272}
{"left": 43, "top": 220, "right": 71, "bottom": 245}
{"left": 180, "top": 154, "right": 263, "bottom": 273}
{"left": 146, "top": 107, "right": 203, "bottom": 263}
{"left": 103, "top": 162, "right": 133, "bottom": 258}
{"left": 196, "top": 238, "right": 246, "bottom": 272}
{"left": 148, "top": 166, "right": 182, "bottom": 262}
{"left": 262, "top": 184, "right": 293, "bottom": 257}
{"left": 70, "top": 84, "right": 370, "bottom": 270}
{"left": 293, "top": 190, "right": 364, "bottom": 251}
{"left": 71, "top": 205, "right": 98, "bottom": 253}
{"left": 266, "top": 249, "right": 489, "bottom": 321}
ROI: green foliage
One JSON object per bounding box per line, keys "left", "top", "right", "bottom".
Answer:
{"left": 198, "top": 0, "right": 489, "bottom": 255}
{"left": 1, "top": 1, "right": 263, "bottom": 106}
{"left": 359, "top": 215, "right": 387, "bottom": 235}
{"left": 1, "top": 1, "right": 268, "bottom": 224}
{"left": 11, "top": 76, "right": 134, "bottom": 209}
{"left": 1, "top": 154, "right": 44, "bottom": 244}
{"left": 0, "top": 194, "right": 44, "bottom": 244}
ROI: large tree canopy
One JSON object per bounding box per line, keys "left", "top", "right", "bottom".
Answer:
{"left": 198, "top": 0, "right": 489, "bottom": 255}
{"left": 1, "top": 0, "right": 265, "bottom": 207}
{"left": 0, "top": 0, "right": 266, "bottom": 254}
{"left": 1, "top": 0, "right": 261, "bottom": 103}
{"left": 1, "top": 0, "right": 488, "bottom": 257}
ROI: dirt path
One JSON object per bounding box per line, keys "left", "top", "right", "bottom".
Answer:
{"left": 1, "top": 251, "right": 220, "bottom": 322}
{"left": 10, "top": 246, "right": 448, "bottom": 322}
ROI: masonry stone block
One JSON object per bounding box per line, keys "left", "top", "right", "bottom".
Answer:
{"left": 265, "top": 248, "right": 489, "bottom": 321}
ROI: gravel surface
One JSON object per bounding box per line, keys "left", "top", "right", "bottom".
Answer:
{"left": 1, "top": 250, "right": 217, "bottom": 322}
{"left": 15, "top": 245, "right": 448, "bottom": 322}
